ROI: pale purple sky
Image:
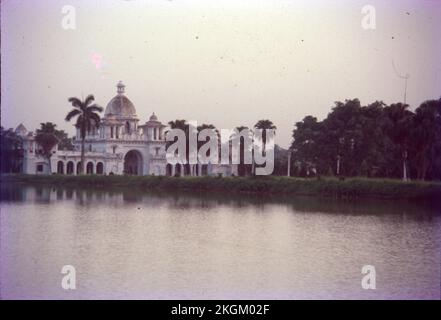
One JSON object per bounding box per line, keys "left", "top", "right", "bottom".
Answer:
{"left": 1, "top": 0, "right": 440, "bottom": 147}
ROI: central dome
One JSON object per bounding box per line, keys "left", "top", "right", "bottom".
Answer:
{"left": 105, "top": 95, "right": 136, "bottom": 117}
{"left": 104, "top": 81, "right": 137, "bottom": 117}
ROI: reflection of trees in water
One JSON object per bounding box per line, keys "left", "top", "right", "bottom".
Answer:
{"left": 122, "top": 190, "right": 143, "bottom": 203}
{"left": 56, "top": 189, "right": 64, "bottom": 200}
{"left": 0, "top": 183, "right": 26, "bottom": 202}
{"left": 285, "top": 196, "right": 440, "bottom": 218}
{"left": 1, "top": 183, "right": 439, "bottom": 220}
{"left": 66, "top": 189, "right": 74, "bottom": 200}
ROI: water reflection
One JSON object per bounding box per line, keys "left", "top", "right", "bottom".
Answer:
{"left": 1, "top": 183, "right": 439, "bottom": 218}
{"left": 1, "top": 183, "right": 440, "bottom": 299}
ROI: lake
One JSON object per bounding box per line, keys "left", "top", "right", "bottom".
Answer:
{"left": 0, "top": 183, "right": 440, "bottom": 299}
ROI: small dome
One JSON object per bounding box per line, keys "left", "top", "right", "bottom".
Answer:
{"left": 149, "top": 113, "right": 158, "bottom": 121}
{"left": 15, "top": 123, "right": 28, "bottom": 136}
{"left": 117, "top": 81, "right": 125, "bottom": 94}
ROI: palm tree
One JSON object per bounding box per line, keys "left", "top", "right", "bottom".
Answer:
{"left": 197, "top": 123, "right": 218, "bottom": 151}
{"left": 197, "top": 123, "right": 219, "bottom": 165}
{"left": 65, "top": 95, "right": 103, "bottom": 174}
{"left": 35, "top": 122, "right": 60, "bottom": 173}
{"left": 166, "top": 120, "right": 189, "bottom": 175}
{"left": 254, "top": 120, "right": 277, "bottom": 156}
{"left": 167, "top": 119, "right": 189, "bottom": 157}
{"left": 197, "top": 123, "right": 220, "bottom": 176}
{"left": 230, "top": 126, "right": 252, "bottom": 176}
{"left": 253, "top": 120, "right": 276, "bottom": 175}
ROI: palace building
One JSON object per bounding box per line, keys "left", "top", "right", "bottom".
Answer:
{"left": 16, "top": 81, "right": 237, "bottom": 177}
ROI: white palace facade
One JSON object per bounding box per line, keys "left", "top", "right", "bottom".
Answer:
{"left": 16, "top": 81, "right": 237, "bottom": 177}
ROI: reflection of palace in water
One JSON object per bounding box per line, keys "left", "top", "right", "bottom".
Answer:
{"left": 1, "top": 185, "right": 223, "bottom": 211}
{"left": 15, "top": 81, "right": 237, "bottom": 177}
{"left": 1, "top": 184, "right": 438, "bottom": 219}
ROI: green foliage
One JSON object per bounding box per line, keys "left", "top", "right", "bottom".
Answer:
{"left": 291, "top": 98, "right": 441, "bottom": 181}
{"left": 35, "top": 122, "right": 60, "bottom": 157}
{"left": 3, "top": 174, "right": 440, "bottom": 201}
{"left": 0, "top": 127, "right": 23, "bottom": 173}
{"left": 56, "top": 130, "right": 74, "bottom": 151}
{"left": 411, "top": 99, "right": 441, "bottom": 180}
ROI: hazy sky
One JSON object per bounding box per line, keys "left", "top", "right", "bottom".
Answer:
{"left": 1, "top": 0, "right": 440, "bottom": 147}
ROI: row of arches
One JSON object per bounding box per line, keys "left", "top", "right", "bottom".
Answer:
{"left": 165, "top": 164, "right": 209, "bottom": 177}
{"left": 57, "top": 161, "right": 104, "bottom": 175}
{"left": 55, "top": 152, "right": 216, "bottom": 176}
{"left": 55, "top": 150, "right": 144, "bottom": 176}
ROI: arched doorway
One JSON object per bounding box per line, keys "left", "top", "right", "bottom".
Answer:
{"left": 184, "top": 164, "right": 191, "bottom": 176}
{"left": 57, "top": 161, "right": 64, "bottom": 174}
{"left": 124, "top": 150, "right": 143, "bottom": 175}
{"left": 96, "top": 162, "right": 104, "bottom": 175}
{"left": 76, "top": 162, "right": 82, "bottom": 175}
{"left": 201, "top": 164, "right": 208, "bottom": 176}
{"left": 86, "top": 162, "right": 94, "bottom": 174}
{"left": 175, "top": 164, "right": 182, "bottom": 177}
{"left": 166, "top": 163, "right": 173, "bottom": 176}
{"left": 66, "top": 161, "right": 74, "bottom": 175}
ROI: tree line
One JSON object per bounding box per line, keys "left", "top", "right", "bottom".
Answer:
{"left": 290, "top": 98, "right": 441, "bottom": 181}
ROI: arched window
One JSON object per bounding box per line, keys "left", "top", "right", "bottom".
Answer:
{"left": 76, "top": 162, "right": 82, "bottom": 174}
{"left": 86, "top": 162, "right": 94, "bottom": 174}
{"left": 175, "top": 164, "right": 182, "bottom": 177}
{"left": 126, "top": 121, "right": 130, "bottom": 134}
{"left": 57, "top": 161, "right": 64, "bottom": 174}
{"left": 166, "top": 164, "right": 173, "bottom": 176}
{"left": 96, "top": 162, "right": 104, "bottom": 175}
{"left": 66, "top": 161, "right": 74, "bottom": 175}
{"left": 184, "top": 164, "right": 191, "bottom": 176}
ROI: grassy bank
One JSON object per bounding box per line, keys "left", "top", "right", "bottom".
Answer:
{"left": 2, "top": 174, "right": 441, "bottom": 201}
